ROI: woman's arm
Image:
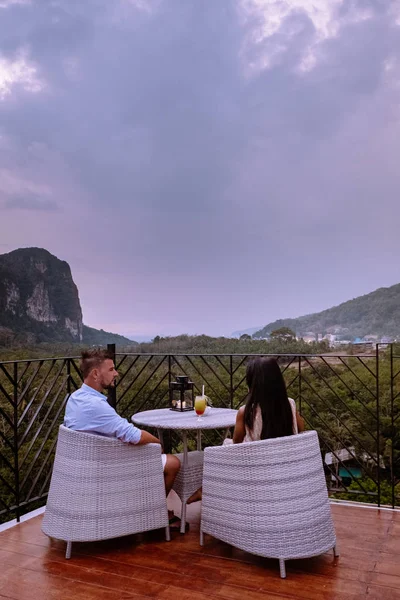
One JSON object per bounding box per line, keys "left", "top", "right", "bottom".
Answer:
{"left": 233, "top": 406, "right": 246, "bottom": 443}
{"left": 289, "top": 397, "right": 305, "bottom": 433}
{"left": 296, "top": 411, "right": 305, "bottom": 433}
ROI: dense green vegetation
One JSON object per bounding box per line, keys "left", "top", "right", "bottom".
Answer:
{"left": 254, "top": 283, "right": 400, "bottom": 339}
{"left": 138, "top": 333, "right": 330, "bottom": 355}
{"left": 0, "top": 327, "right": 137, "bottom": 352}
{"left": 0, "top": 333, "right": 330, "bottom": 362}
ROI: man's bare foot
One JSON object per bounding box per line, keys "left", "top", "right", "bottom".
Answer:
{"left": 186, "top": 488, "right": 202, "bottom": 504}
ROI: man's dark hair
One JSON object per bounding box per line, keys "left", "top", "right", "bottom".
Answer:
{"left": 80, "top": 348, "right": 114, "bottom": 379}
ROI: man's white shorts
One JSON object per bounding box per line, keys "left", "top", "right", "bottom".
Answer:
{"left": 162, "top": 453, "right": 167, "bottom": 470}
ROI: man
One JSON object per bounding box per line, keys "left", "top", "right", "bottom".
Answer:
{"left": 64, "top": 349, "right": 181, "bottom": 522}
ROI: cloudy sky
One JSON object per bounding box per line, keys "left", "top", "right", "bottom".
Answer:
{"left": 1, "top": 0, "right": 399, "bottom": 339}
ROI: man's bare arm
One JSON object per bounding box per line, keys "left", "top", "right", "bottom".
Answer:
{"left": 135, "top": 430, "right": 162, "bottom": 445}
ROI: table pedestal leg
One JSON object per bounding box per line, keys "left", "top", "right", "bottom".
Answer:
{"left": 197, "top": 430, "right": 202, "bottom": 451}
{"left": 157, "top": 429, "right": 164, "bottom": 447}
{"left": 182, "top": 432, "right": 188, "bottom": 467}
{"left": 180, "top": 431, "right": 188, "bottom": 534}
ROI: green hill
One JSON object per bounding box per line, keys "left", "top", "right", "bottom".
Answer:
{"left": 82, "top": 325, "right": 137, "bottom": 346}
{"left": 253, "top": 283, "right": 400, "bottom": 340}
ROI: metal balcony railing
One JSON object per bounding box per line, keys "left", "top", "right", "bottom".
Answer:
{"left": 0, "top": 345, "right": 399, "bottom": 523}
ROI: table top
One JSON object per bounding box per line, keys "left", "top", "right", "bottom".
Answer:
{"left": 132, "top": 407, "right": 238, "bottom": 430}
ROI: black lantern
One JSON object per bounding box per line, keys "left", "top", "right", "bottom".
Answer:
{"left": 169, "top": 375, "right": 194, "bottom": 411}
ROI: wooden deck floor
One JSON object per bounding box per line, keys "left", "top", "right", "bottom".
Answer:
{"left": 0, "top": 498, "right": 399, "bottom": 600}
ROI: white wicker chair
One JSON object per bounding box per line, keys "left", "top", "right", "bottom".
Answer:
{"left": 42, "top": 425, "right": 170, "bottom": 558}
{"left": 200, "top": 430, "right": 338, "bottom": 578}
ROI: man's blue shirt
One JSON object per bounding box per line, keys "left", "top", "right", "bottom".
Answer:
{"left": 64, "top": 383, "right": 142, "bottom": 444}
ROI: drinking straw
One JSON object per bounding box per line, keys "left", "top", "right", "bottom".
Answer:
{"left": 202, "top": 385, "right": 205, "bottom": 396}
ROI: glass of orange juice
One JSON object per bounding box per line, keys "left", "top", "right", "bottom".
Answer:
{"left": 194, "top": 395, "right": 207, "bottom": 420}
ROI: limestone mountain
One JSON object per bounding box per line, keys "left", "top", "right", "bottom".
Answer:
{"left": 253, "top": 283, "right": 400, "bottom": 340}
{"left": 0, "top": 247, "right": 137, "bottom": 346}
{"left": 0, "top": 248, "right": 83, "bottom": 343}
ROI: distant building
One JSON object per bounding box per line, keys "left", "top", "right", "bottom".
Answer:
{"left": 332, "top": 339, "right": 352, "bottom": 346}
{"left": 301, "top": 335, "right": 316, "bottom": 344}
{"left": 322, "top": 333, "right": 336, "bottom": 343}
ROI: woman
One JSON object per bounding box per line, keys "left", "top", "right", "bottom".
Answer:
{"left": 233, "top": 356, "right": 304, "bottom": 444}
{"left": 187, "top": 357, "right": 304, "bottom": 504}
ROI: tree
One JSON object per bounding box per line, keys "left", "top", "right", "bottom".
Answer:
{"left": 239, "top": 334, "right": 251, "bottom": 341}
{"left": 269, "top": 327, "right": 296, "bottom": 342}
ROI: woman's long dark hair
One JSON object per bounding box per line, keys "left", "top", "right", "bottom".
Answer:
{"left": 244, "top": 357, "right": 294, "bottom": 439}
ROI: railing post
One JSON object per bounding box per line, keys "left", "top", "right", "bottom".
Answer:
{"left": 67, "top": 358, "right": 71, "bottom": 397}
{"left": 376, "top": 344, "right": 381, "bottom": 507}
{"left": 230, "top": 355, "right": 233, "bottom": 409}
{"left": 390, "top": 343, "right": 395, "bottom": 509}
{"left": 298, "top": 355, "right": 302, "bottom": 416}
{"left": 13, "top": 362, "right": 20, "bottom": 522}
{"left": 164, "top": 355, "right": 172, "bottom": 454}
{"left": 107, "top": 343, "right": 117, "bottom": 409}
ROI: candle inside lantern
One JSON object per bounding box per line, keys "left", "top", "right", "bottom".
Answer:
{"left": 169, "top": 376, "right": 194, "bottom": 411}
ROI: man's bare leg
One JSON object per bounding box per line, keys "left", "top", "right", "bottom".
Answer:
{"left": 164, "top": 455, "right": 190, "bottom": 531}
{"left": 164, "top": 454, "right": 180, "bottom": 495}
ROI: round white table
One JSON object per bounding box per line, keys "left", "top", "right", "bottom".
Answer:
{"left": 132, "top": 407, "right": 238, "bottom": 462}
{"left": 132, "top": 407, "right": 237, "bottom": 533}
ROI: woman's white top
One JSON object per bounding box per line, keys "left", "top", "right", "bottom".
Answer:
{"left": 243, "top": 397, "right": 298, "bottom": 442}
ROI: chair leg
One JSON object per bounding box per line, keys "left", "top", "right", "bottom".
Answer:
{"left": 200, "top": 528, "right": 204, "bottom": 546}
{"left": 180, "top": 501, "right": 187, "bottom": 534}
{"left": 333, "top": 543, "right": 340, "bottom": 557}
{"left": 165, "top": 525, "right": 171, "bottom": 542}
{"left": 65, "top": 541, "right": 72, "bottom": 559}
{"left": 279, "top": 559, "right": 286, "bottom": 579}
